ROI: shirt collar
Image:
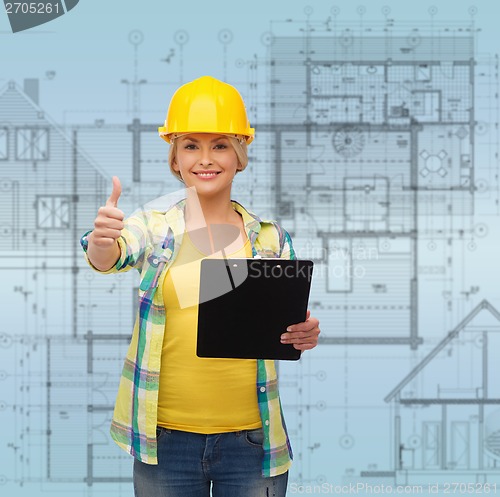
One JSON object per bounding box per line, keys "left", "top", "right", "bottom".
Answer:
{"left": 167, "top": 198, "right": 263, "bottom": 239}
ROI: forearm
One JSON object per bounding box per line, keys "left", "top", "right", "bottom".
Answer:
{"left": 86, "top": 232, "right": 121, "bottom": 271}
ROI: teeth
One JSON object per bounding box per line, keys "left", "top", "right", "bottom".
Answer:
{"left": 197, "top": 173, "right": 218, "bottom": 177}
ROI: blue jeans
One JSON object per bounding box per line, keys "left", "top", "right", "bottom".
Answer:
{"left": 133, "top": 427, "right": 288, "bottom": 497}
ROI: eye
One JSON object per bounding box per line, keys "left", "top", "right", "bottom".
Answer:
{"left": 183, "top": 143, "right": 197, "bottom": 150}
{"left": 214, "top": 143, "right": 228, "bottom": 149}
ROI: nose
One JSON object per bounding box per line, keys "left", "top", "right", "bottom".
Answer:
{"left": 199, "top": 148, "right": 213, "bottom": 166}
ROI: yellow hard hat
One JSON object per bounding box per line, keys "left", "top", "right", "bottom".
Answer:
{"left": 158, "top": 76, "right": 254, "bottom": 144}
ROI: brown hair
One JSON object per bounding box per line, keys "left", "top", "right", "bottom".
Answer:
{"left": 168, "top": 134, "right": 248, "bottom": 183}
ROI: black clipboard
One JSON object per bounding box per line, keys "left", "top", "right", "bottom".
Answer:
{"left": 196, "top": 258, "right": 314, "bottom": 360}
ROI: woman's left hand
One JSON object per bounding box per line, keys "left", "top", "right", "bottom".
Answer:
{"left": 280, "top": 310, "right": 320, "bottom": 351}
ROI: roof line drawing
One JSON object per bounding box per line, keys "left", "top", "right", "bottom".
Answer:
{"left": 384, "top": 299, "right": 500, "bottom": 402}
{"left": 0, "top": 80, "right": 110, "bottom": 180}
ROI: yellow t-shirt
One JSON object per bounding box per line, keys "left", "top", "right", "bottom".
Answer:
{"left": 157, "top": 228, "right": 262, "bottom": 433}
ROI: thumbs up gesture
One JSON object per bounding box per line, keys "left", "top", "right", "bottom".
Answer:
{"left": 91, "top": 176, "right": 125, "bottom": 247}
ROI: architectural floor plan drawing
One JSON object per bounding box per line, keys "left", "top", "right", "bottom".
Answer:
{"left": 268, "top": 24, "right": 477, "bottom": 348}
{"left": 1, "top": 3, "right": 500, "bottom": 495}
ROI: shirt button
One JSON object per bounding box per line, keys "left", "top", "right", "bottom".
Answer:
{"left": 260, "top": 387, "right": 266, "bottom": 392}
{"left": 153, "top": 258, "right": 158, "bottom": 264}
{"left": 265, "top": 419, "right": 270, "bottom": 426}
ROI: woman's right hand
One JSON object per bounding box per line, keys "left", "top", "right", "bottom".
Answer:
{"left": 91, "top": 176, "right": 125, "bottom": 247}
{"left": 86, "top": 177, "right": 124, "bottom": 271}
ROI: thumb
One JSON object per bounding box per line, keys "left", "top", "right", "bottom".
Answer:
{"left": 106, "top": 176, "right": 122, "bottom": 207}
{"left": 306, "top": 309, "right": 311, "bottom": 321}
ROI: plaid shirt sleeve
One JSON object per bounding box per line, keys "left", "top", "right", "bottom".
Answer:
{"left": 279, "top": 228, "right": 296, "bottom": 261}
{"left": 80, "top": 209, "right": 152, "bottom": 274}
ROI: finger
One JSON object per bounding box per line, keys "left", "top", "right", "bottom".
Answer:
{"left": 306, "top": 309, "right": 311, "bottom": 320}
{"left": 93, "top": 228, "right": 123, "bottom": 240}
{"left": 281, "top": 335, "right": 319, "bottom": 346}
{"left": 281, "top": 328, "right": 320, "bottom": 343}
{"left": 95, "top": 215, "right": 125, "bottom": 230}
{"left": 98, "top": 205, "right": 125, "bottom": 221}
{"left": 106, "top": 176, "right": 122, "bottom": 207}
{"left": 92, "top": 235, "right": 121, "bottom": 247}
{"left": 291, "top": 335, "right": 320, "bottom": 346}
{"left": 293, "top": 342, "right": 318, "bottom": 351}
{"left": 286, "top": 317, "right": 320, "bottom": 333}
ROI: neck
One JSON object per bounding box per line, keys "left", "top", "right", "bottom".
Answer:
{"left": 184, "top": 189, "right": 238, "bottom": 227}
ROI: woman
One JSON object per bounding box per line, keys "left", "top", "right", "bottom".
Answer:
{"left": 81, "top": 76, "right": 320, "bottom": 497}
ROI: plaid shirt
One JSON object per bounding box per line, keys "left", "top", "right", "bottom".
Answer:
{"left": 80, "top": 198, "right": 296, "bottom": 477}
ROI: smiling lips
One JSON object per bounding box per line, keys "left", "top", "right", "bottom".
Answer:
{"left": 193, "top": 171, "right": 221, "bottom": 179}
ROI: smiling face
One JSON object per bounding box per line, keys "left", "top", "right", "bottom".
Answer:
{"left": 172, "top": 133, "right": 242, "bottom": 198}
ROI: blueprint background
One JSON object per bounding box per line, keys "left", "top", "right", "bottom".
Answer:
{"left": 2, "top": 0, "right": 500, "bottom": 495}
